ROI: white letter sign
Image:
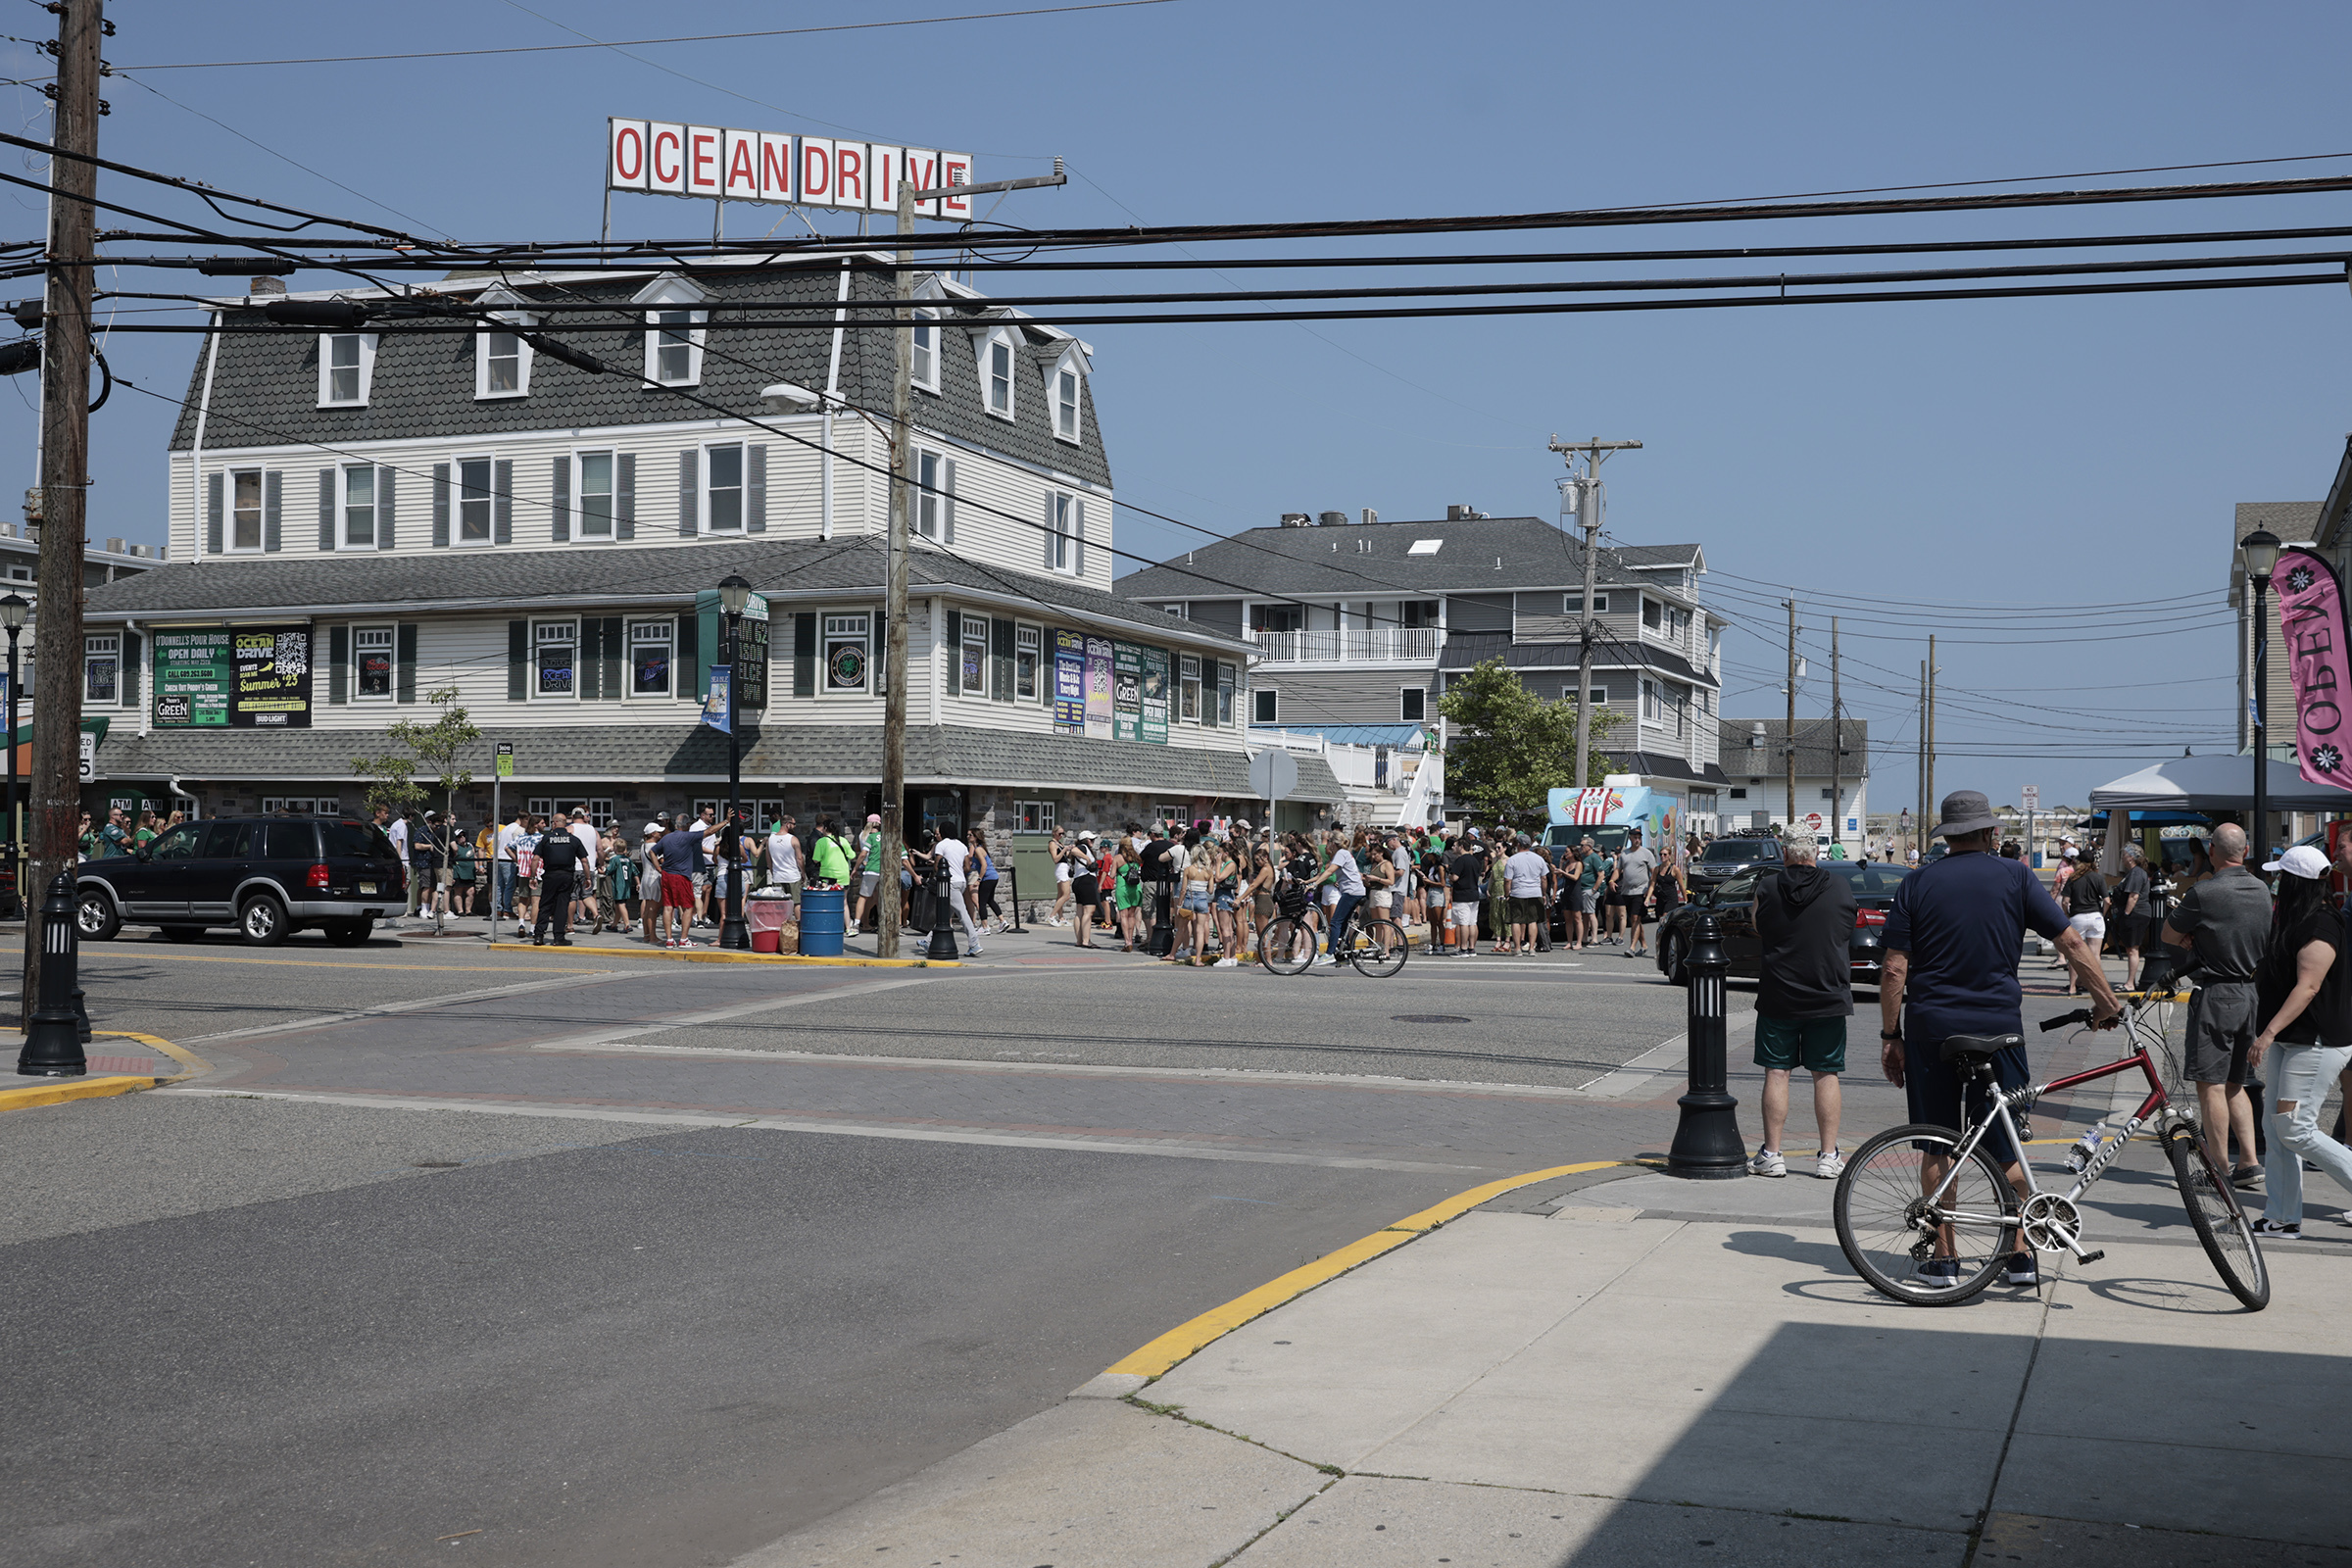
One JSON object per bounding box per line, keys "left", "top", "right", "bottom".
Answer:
{"left": 605, "top": 118, "right": 974, "bottom": 217}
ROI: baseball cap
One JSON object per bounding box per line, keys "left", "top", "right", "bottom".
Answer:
{"left": 2266, "top": 844, "right": 2330, "bottom": 880}
{"left": 643, "top": 823, "right": 661, "bottom": 837}
{"left": 866, "top": 813, "right": 882, "bottom": 826}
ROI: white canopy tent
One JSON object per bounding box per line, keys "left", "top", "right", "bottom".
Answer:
{"left": 2087, "top": 754, "right": 2352, "bottom": 812}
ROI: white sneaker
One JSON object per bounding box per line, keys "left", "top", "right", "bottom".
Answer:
{"left": 1813, "top": 1149, "right": 1845, "bottom": 1180}
{"left": 1748, "top": 1148, "right": 1787, "bottom": 1178}
{"left": 1214, "top": 956, "right": 1239, "bottom": 967}
{"left": 965, "top": 946, "right": 984, "bottom": 956}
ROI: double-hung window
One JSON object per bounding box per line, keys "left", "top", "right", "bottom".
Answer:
{"left": 83, "top": 633, "right": 118, "bottom": 704}
{"left": 1014, "top": 624, "right": 1041, "bottom": 701}
{"left": 318, "top": 333, "right": 374, "bottom": 406}
{"left": 1642, "top": 597, "right": 1663, "bottom": 632}
{"left": 534, "top": 620, "right": 576, "bottom": 699}
{"left": 1252, "top": 688, "right": 1278, "bottom": 724}
{"left": 1179, "top": 655, "right": 1200, "bottom": 723}
{"left": 986, "top": 336, "right": 1014, "bottom": 418}
{"left": 911, "top": 310, "right": 938, "bottom": 390}
{"left": 230, "top": 468, "right": 265, "bottom": 552}
{"left": 340, "top": 465, "right": 375, "bottom": 549}
{"left": 959, "top": 612, "right": 988, "bottom": 695}
{"left": 1049, "top": 492, "right": 1077, "bottom": 575}
{"left": 458, "top": 458, "right": 494, "bottom": 544}
{"left": 915, "top": 450, "right": 946, "bottom": 540}
{"left": 1055, "top": 369, "right": 1081, "bottom": 441}
{"left": 649, "top": 309, "right": 704, "bottom": 384}
{"left": 704, "top": 443, "right": 744, "bottom": 532}
{"left": 476, "top": 329, "right": 528, "bottom": 399}
{"left": 1565, "top": 592, "right": 1608, "bottom": 614}
{"left": 576, "top": 451, "right": 614, "bottom": 539}
{"left": 355, "top": 626, "right": 394, "bottom": 700}
{"left": 628, "top": 619, "right": 672, "bottom": 698}
{"left": 1642, "top": 678, "right": 1661, "bottom": 721}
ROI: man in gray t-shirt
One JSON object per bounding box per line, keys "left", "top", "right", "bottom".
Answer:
{"left": 2162, "top": 823, "right": 2268, "bottom": 1177}
{"left": 1615, "top": 832, "right": 1659, "bottom": 956}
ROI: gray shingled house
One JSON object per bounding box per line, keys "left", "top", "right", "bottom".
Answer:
{"left": 1115, "top": 511, "right": 1729, "bottom": 822}
{"left": 83, "top": 261, "right": 1331, "bottom": 834}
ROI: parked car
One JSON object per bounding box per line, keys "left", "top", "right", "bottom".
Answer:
{"left": 1685, "top": 836, "right": 1783, "bottom": 894}
{"left": 1654, "top": 858, "right": 1912, "bottom": 989}
{"left": 76, "top": 814, "right": 405, "bottom": 947}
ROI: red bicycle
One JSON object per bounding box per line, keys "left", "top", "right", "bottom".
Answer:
{"left": 1833, "top": 994, "right": 2268, "bottom": 1309}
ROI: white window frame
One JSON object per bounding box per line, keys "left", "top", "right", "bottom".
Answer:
{"left": 633, "top": 272, "right": 715, "bottom": 387}
{"left": 1049, "top": 491, "right": 1078, "bottom": 576}
{"left": 1014, "top": 622, "right": 1042, "bottom": 702}
{"left": 626, "top": 618, "right": 674, "bottom": 700}
{"left": 978, "top": 325, "right": 1020, "bottom": 421}
{"left": 456, "top": 456, "right": 496, "bottom": 548}
{"left": 822, "top": 612, "right": 872, "bottom": 697}
{"left": 701, "top": 441, "right": 746, "bottom": 534}
{"left": 959, "top": 612, "right": 989, "bottom": 696}
{"left": 318, "top": 332, "right": 377, "bottom": 408}
{"left": 1014, "top": 800, "right": 1055, "bottom": 833}
{"left": 229, "top": 466, "right": 265, "bottom": 553}
{"left": 1251, "top": 687, "right": 1279, "bottom": 725}
{"left": 472, "top": 292, "right": 536, "bottom": 401}
{"left": 83, "top": 632, "right": 119, "bottom": 705}
{"left": 911, "top": 308, "right": 940, "bottom": 392}
{"left": 1565, "top": 592, "right": 1609, "bottom": 614}
{"left": 262, "top": 797, "right": 321, "bottom": 815}
{"left": 1179, "top": 654, "right": 1201, "bottom": 724}
{"left": 338, "top": 464, "right": 377, "bottom": 551}
{"left": 1399, "top": 687, "right": 1425, "bottom": 723}
{"left": 354, "top": 624, "right": 396, "bottom": 703}
{"left": 915, "top": 448, "right": 946, "bottom": 540}
{"left": 1642, "top": 677, "right": 1661, "bottom": 721}
{"left": 532, "top": 618, "right": 579, "bottom": 702}
{"left": 574, "top": 450, "right": 616, "bottom": 540}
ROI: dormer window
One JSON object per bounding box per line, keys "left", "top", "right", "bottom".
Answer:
{"left": 912, "top": 310, "right": 938, "bottom": 390}
{"left": 1044, "top": 341, "right": 1090, "bottom": 443}
{"left": 988, "top": 338, "right": 1013, "bottom": 416}
{"left": 473, "top": 286, "right": 537, "bottom": 401}
{"left": 481, "top": 331, "right": 523, "bottom": 395}
{"left": 318, "top": 332, "right": 376, "bottom": 407}
{"left": 632, "top": 272, "right": 714, "bottom": 388}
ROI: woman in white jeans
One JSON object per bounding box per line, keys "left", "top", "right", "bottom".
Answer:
{"left": 2247, "top": 855, "right": 2352, "bottom": 1239}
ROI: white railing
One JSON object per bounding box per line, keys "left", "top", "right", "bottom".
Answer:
{"left": 1249, "top": 627, "right": 1440, "bottom": 663}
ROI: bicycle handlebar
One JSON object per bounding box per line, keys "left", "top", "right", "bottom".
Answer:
{"left": 2040, "top": 1008, "right": 2092, "bottom": 1033}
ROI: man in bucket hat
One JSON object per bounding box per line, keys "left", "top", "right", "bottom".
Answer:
{"left": 1879, "top": 790, "right": 2121, "bottom": 1291}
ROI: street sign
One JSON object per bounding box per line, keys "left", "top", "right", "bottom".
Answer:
{"left": 494, "top": 741, "right": 514, "bottom": 779}
{"left": 2021, "top": 785, "right": 2040, "bottom": 811}
{"left": 76, "top": 730, "right": 93, "bottom": 783}
{"left": 1805, "top": 812, "right": 1823, "bottom": 831}
{"left": 607, "top": 119, "right": 971, "bottom": 218}
{"left": 1249, "top": 749, "right": 1298, "bottom": 803}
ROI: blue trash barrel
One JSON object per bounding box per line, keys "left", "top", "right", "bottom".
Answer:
{"left": 800, "top": 886, "right": 847, "bottom": 956}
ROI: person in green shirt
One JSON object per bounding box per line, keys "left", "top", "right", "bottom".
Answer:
{"left": 810, "top": 817, "right": 854, "bottom": 887}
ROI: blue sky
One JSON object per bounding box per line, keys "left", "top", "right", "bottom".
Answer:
{"left": 6, "top": 0, "right": 2349, "bottom": 808}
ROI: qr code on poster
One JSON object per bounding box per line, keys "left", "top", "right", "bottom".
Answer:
{"left": 273, "top": 632, "right": 309, "bottom": 678}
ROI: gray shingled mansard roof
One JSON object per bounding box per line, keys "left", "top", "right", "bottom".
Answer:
{"left": 1112, "top": 515, "right": 1703, "bottom": 601}
{"left": 1437, "top": 631, "right": 1721, "bottom": 690}
{"left": 82, "top": 535, "right": 1246, "bottom": 652}
{"left": 171, "top": 264, "right": 1109, "bottom": 491}
{"left": 1719, "top": 717, "right": 1873, "bottom": 779}
{"left": 95, "top": 721, "right": 1343, "bottom": 803}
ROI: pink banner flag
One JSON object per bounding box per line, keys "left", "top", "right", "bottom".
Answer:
{"left": 2275, "top": 546, "right": 2352, "bottom": 789}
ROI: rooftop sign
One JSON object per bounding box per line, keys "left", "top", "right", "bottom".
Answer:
{"left": 607, "top": 119, "right": 972, "bottom": 219}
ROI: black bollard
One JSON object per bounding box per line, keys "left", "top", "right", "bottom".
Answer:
{"left": 1147, "top": 880, "right": 1175, "bottom": 956}
{"left": 1006, "top": 864, "right": 1024, "bottom": 933}
{"left": 1666, "top": 910, "right": 1746, "bottom": 1179}
{"left": 18, "top": 872, "right": 85, "bottom": 1077}
{"left": 925, "top": 860, "right": 961, "bottom": 960}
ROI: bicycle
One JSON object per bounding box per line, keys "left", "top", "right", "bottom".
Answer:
{"left": 1833, "top": 992, "right": 2268, "bottom": 1310}
{"left": 1260, "top": 896, "right": 1408, "bottom": 978}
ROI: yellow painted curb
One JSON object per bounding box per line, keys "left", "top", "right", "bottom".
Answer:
{"left": 1105, "top": 1158, "right": 1627, "bottom": 1379}
{"left": 0, "top": 1074, "right": 159, "bottom": 1113}
{"left": 483, "top": 942, "right": 952, "bottom": 968}
{"left": 93, "top": 1029, "right": 214, "bottom": 1081}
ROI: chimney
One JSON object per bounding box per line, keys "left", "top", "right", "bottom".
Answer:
{"left": 1279, "top": 513, "right": 1313, "bottom": 527}
{"left": 247, "top": 276, "right": 287, "bottom": 304}
{"left": 1360, "top": 508, "right": 1378, "bottom": 525}
{"left": 1317, "top": 510, "right": 1347, "bottom": 527}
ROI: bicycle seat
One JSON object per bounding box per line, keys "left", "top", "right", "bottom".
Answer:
{"left": 1939, "top": 1033, "right": 2022, "bottom": 1063}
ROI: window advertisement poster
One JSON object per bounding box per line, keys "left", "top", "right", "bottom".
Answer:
{"left": 701, "top": 663, "right": 732, "bottom": 732}
{"left": 1112, "top": 642, "right": 1143, "bottom": 743}
{"left": 154, "top": 623, "right": 313, "bottom": 727}
{"left": 1085, "top": 634, "right": 1114, "bottom": 741}
{"left": 1140, "top": 646, "right": 1170, "bottom": 746}
{"left": 1053, "top": 628, "right": 1085, "bottom": 735}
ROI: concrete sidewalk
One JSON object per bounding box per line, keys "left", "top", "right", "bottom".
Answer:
{"left": 737, "top": 1150, "right": 2352, "bottom": 1567}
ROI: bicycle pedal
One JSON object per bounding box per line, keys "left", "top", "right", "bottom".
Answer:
{"left": 2076, "top": 1250, "right": 2105, "bottom": 1266}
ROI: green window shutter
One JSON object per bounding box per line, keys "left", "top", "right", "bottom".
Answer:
{"left": 679, "top": 612, "right": 701, "bottom": 701}
{"left": 396, "top": 623, "right": 417, "bottom": 704}
{"left": 578, "top": 618, "right": 600, "bottom": 701}
{"left": 507, "top": 620, "right": 526, "bottom": 701}
{"left": 991, "top": 616, "right": 1013, "bottom": 702}
{"left": 599, "top": 616, "right": 621, "bottom": 701}
{"left": 874, "top": 608, "right": 887, "bottom": 697}
{"left": 121, "top": 630, "right": 141, "bottom": 708}
{"left": 793, "top": 612, "right": 814, "bottom": 698}
{"left": 329, "top": 625, "right": 349, "bottom": 704}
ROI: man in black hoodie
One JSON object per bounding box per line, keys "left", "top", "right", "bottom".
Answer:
{"left": 1747, "top": 833, "right": 1856, "bottom": 1178}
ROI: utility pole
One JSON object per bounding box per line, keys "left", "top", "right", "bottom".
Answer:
{"left": 1917, "top": 659, "right": 1928, "bottom": 861}
{"left": 24, "top": 0, "right": 101, "bottom": 1025}
{"left": 1830, "top": 616, "right": 1841, "bottom": 858}
{"left": 1547, "top": 435, "right": 1642, "bottom": 790}
{"left": 1926, "top": 633, "right": 1937, "bottom": 827}
{"left": 1784, "top": 599, "right": 1797, "bottom": 831}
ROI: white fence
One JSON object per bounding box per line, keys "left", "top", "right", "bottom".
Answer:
{"left": 1248, "top": 627, "right": 1439, "bottom": 663}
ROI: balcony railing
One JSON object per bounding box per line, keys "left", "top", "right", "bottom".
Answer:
{"left": 1249, "top": 626, "right": 1439, "bottom": 663}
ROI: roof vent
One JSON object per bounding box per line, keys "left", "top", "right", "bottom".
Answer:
{"left": 1318, "top": 510, "right": 1347, "bottom": 527}
{"left": 246, "top": 276, "right": 287, "bottom": 303}
{"left": 1446, "top": 504, "right": 1486, "bottom": 521}
{"left": 1280, "top": 512, "right": 1313, "bottom": 527}
{"left": 1360, "top": 508, "right": 1378, "bottom": 525}
{"left": 104, "top": 537, "right": 124, "bottom": 555}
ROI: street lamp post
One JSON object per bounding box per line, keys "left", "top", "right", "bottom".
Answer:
{"left": 717, "top": 574, "right": 752, "bottom": 952}
{"left": 2239, "top": 528, "right": 2280, "bottom": 872}
{"left": 1, "top": 593, "right": 24, "bottom": 920}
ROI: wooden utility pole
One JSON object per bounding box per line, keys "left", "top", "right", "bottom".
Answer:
{"left": 1545, "top": 436, "right": 1642, "bottom": 790}
{"left": 878, "top": 178, "right": 915, "bottom": 957}
{"left": 24, "top": 0, "right": 102, "bottom": 1023}
{"left": 1926, "top": 633, "right": 1937, "bottom": 826}
{"left": 1784, "top": 599, "right": 1797, "bottom": 830}
{"left": 1830, "top": 616, "right": 1841, "bottom": 857}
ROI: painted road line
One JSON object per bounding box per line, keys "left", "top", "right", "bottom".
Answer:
{"left": 0, "top": 1074, "right": 159, "bottom": 1113}
{"left": 525, "top": 975, "right": 933, "bottom": 1054}
{"left": 157, "top": 1086, "right": 1482, "bottom": 1171}
{"left": 176, "top": 969, "right": 635, "bottom": 1045}
{"left": 531, "top": 1039, "right": 1635, "bottom": 1101}
{"left": 484, "top": 942, "right": 955, "bottom": 968}
{"left": 76, "top": 951, "right": 621, "bottom": 973}
{"left": 1576, "top": 1011, "right": 1762, "bottom": 1098}
{"left": 1104, "top": 1158, "right": 1630, "bottom": 1379}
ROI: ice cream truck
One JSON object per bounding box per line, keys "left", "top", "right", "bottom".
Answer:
{"left": 1542, "top": 777, "right": 1685, "bottom": 859}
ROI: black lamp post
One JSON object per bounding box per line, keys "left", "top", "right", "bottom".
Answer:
{"left": 1666, "top": 911, "right": 1746, "bottom": 1178}
{"left": 717, "top": 573, "right": 752, "bottom": 952}
{"left": 0, "top": 592, "right": 24, "bottom": 919}
{"left": 2240, "top": 528, "right": 2280, "bottom": 872}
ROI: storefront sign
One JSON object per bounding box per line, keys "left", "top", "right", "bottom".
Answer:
{"left": 2277, "top": 545, "right": 2352, "bottom": 790}
{"left": 1053, "top": 629, "right": 1085, "bottom": 736}
{"left": 702, "top": 664, "right": 732, "bottom": 733}
{"left": 153, "top": 623, "right": 313, "bottom": 728}
{"left": 1112, "top": 643, "right": 1143, "bottom": 744}
{"left": 607, "top": 118, "right": 971, "bottom": 218}
{"left": 1140, "top": 646, "right": 1170, "bottom": 746}
{"left": 1085, "top": 635, "right": 1113, "bottom": 741}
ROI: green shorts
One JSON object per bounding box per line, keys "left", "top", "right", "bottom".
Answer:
{"left": 1754, "top": 1014, "right": 1847, "bottom": 1075}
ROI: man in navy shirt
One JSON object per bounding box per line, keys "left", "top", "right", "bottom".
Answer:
{"left": 1881, "top": 790, "right": 2120, "bottom": 1288}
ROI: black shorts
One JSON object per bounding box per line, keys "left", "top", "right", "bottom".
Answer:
{"left": 2112, "top": 913, "right": 2151, "bottom": 951}
{"left": 1904, "top": 1031, "right": 2030, "bottom": 1169}
{"left": 1071, "top": 874, "right": 1100, "bottom": 906}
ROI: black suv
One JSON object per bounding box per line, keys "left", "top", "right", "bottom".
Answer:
{"left": 76, "top": 815, "right": 405, "bottom": 947}
{"left": 1687, "top": 836, "right": 1783, "bottom": 893}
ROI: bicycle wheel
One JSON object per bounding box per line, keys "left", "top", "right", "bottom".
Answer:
{"left": 2160, "top": 1123, "right": 2270, "bottom": 1310}
{"left": 1350, "top": 916, "right": 1408, "bottom": 978}
{"left": 1835, "top": 1123, "right": 2018, "bottom": 1306}
{"left": 1259, "top": 915, "right": 1315, "bottom": 976}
